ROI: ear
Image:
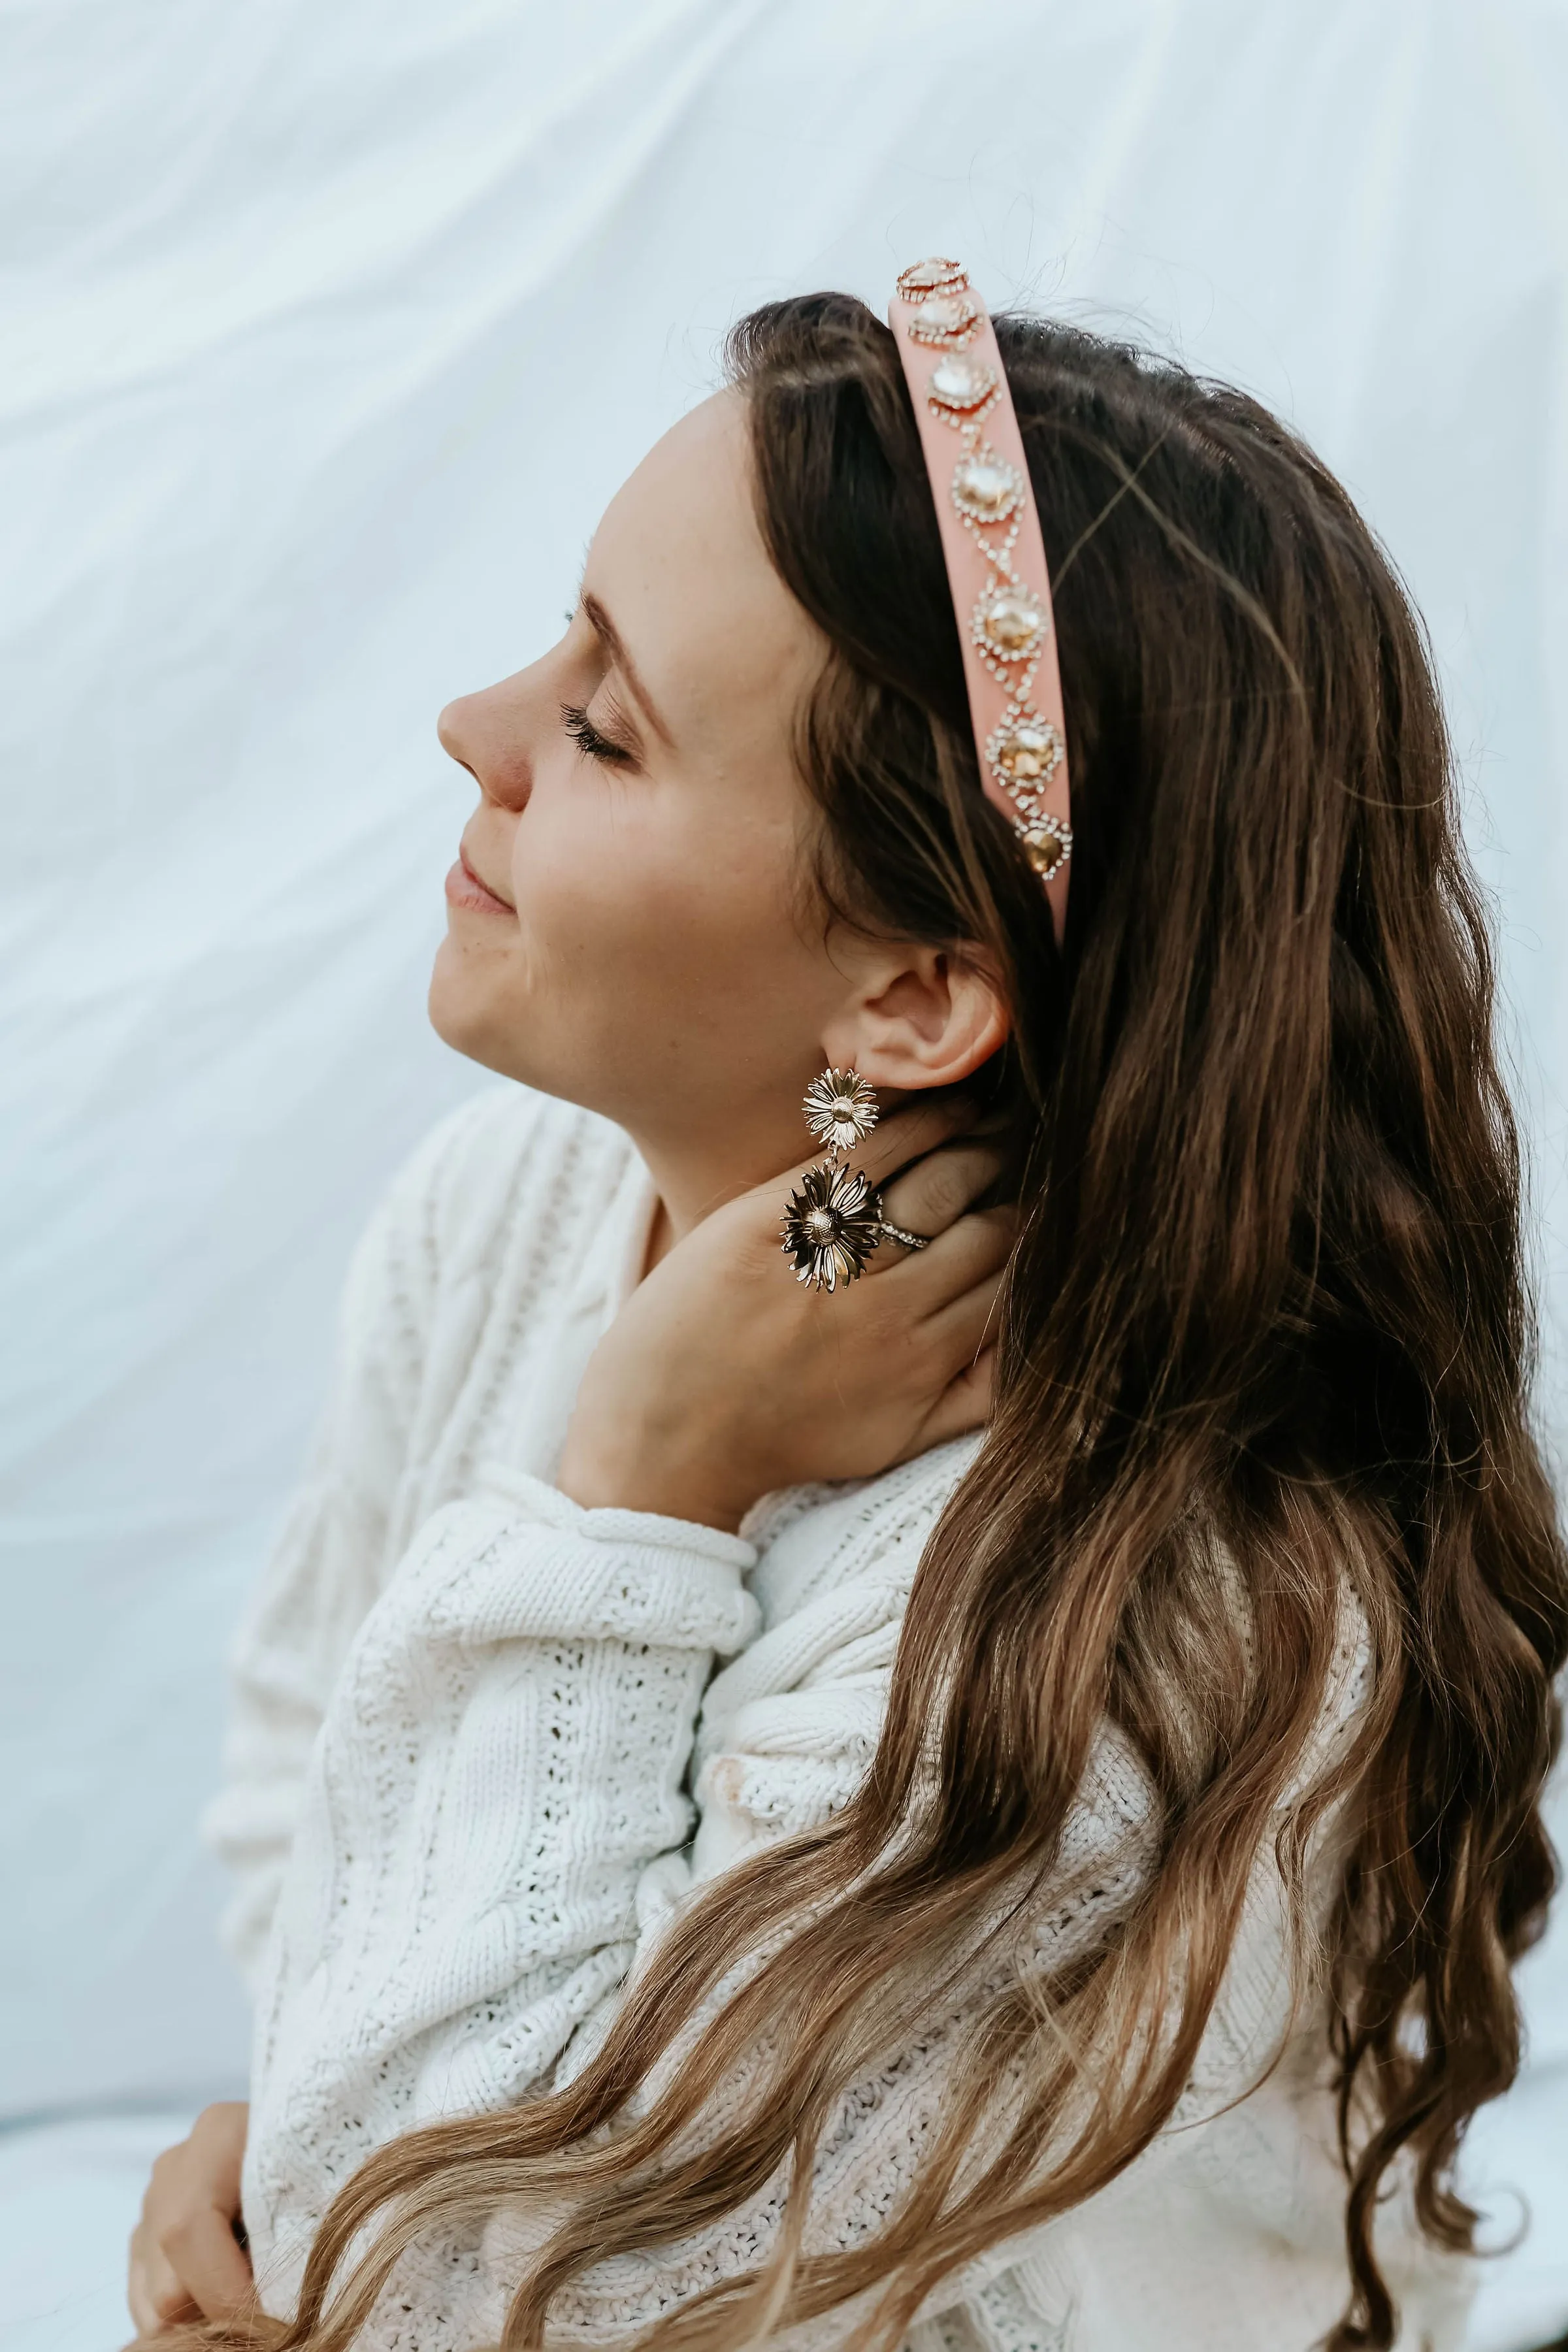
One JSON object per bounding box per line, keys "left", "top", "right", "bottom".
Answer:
{"left": 820, "top": 946, "right": 1009, "bottom": 1092}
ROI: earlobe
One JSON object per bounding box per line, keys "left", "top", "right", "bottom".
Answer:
{"left": 823, "top": 950, "right": 1011, "bottom": 1094}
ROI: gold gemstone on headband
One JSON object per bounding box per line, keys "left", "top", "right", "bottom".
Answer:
{"left": 906, "top": 291, "right": 979, "bottom": 346}
{"left": 989, "top": 714, "right": 1064, "bottom": 790}
{"left": 928, "top": 355, "right": 996, "bottom": 414}
{"left": 898, "top": 257, "right": 967, "bottom": 297}
{"left": 975, "top": 582, "right": 1048, "bottom": 659}
{"left": 951, "top": 448, "right": 1022, "bottom": 523}
{"left": 1019, "top": 813, "right": 1073, "bottom": 881}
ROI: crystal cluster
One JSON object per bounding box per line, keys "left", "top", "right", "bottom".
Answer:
{"left": 975, "top": 583, "right": 1047, "bottom": 661}
{"left": 951, "top": 449, "right": 1021, "bottom": 523}
{"left": 907, "top": 290, "right": 980, "bottom": 347}
{"left": 928, "top": 356, "right": 996, "bottom": 415}
{"left": 991, "top": 715, "right": 1062, "bottom": 788}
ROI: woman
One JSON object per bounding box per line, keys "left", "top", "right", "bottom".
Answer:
{"left": 129, "top": 278, "right": 1566, "bottom": 2352}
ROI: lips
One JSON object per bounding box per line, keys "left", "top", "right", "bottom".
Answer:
{"left": 446, "top": 844, "right": 514, "bottom": 915}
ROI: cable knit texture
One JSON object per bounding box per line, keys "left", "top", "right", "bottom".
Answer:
{"left": 207, "top": 1083, "right": 1475, "bottom": 2352}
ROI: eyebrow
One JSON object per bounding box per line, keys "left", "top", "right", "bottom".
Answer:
{"left": 580, "top": 591, "right": 675, "bottom": 749}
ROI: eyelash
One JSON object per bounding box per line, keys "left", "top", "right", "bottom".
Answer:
{"left": 560, "top": 702, "right": 632, "bottom": 766}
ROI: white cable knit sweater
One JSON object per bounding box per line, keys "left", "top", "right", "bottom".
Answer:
{"left": 206, "top": 1083, "right": 1475, "bottom": 2352}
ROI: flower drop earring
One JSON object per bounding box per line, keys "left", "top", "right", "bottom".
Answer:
{"left": 781, "top": 1069, "right": 884, "bottom": 1292}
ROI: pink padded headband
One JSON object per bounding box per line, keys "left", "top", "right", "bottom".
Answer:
{"left": 888, "top": 259, "right": 1071, "bottom": 941}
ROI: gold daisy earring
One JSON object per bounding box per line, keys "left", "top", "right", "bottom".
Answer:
{"left": 802, "top": 1066, "right": 879, "bottom": 1158}
{"left": 781, "top": 1068, "right": 885, "bottom": 1292}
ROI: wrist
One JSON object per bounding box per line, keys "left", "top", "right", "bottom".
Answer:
{"left": 555, "top": 1429, "right": 748, "bottom": 1534}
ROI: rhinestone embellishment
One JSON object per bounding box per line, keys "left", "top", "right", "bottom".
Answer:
{"left": 975, "top": 583, "right": 1049, "bottom": 661}
{"left": 897, "top": 256, "right": 968, "bottom": 297}
{"left": 951, "top": 448, "right": 1022, "bottom": 523}
{"left": 988, "top": 715, "right": 1063, "bottom": 789}
{"left": 1019, "top": 814, "right": 1073, "bottom": 881}
{"left": 895, "top": 255, "right": 1071, "bottom": 901}
{"left": 906, "top": 291, "right": 980, "bottom": 347}
{"left": 928, "top": 356, "right": 997, "bottom": 414}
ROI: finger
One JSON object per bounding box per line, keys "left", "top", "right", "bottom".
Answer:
{"left": 885, "top": 1205, "right": 1017, "bottom": 1307}
{"left": 161, "top": 2204, "right": 255, "bottom": 2318}
{"left": 906, "top": 1346, "right": 997, "bottom": 1451}
{"left": 188, "top": 2101, "right": 248, "bottom": 2208}
{"left": 858, "top": 1092, "right": 979, "bottom": 1181}
{"left": 129, "top": 2227, "right": 199, "bottom": 2333}
{"left": 811, "top": 1092, "right": 977, "bottom": 1192}
{"left": 923, "top": 1267, "right": 1008, "bottom": 1373}
{"left": 874, "top": 1141, "right": 1005, "bottom": 1258}
{"left": 127, "top": 2227, "right": 159, "bottom": 2336}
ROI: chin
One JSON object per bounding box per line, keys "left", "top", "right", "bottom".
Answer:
{"left": 427, "top": 943, "right": 519, "bottom": 1077}
{"left": 426, "top": 937, "right": 622, "bottom": 1115}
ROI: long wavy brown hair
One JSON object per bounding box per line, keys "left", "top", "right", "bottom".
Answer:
{"left": 189, "top": 297, "right": 1567, "bottom": 2352}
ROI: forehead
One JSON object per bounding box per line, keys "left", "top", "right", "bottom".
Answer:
{"left": 584, "top": 390, "right": 825, "bottom": 746}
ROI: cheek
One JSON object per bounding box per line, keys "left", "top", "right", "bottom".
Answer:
{"left": 511, "top": 780, "right": 815, "bottom": 1041}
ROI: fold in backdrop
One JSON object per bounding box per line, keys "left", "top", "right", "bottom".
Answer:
{"left": 2, "top": 1, "right": 1565, "bottom": 2345}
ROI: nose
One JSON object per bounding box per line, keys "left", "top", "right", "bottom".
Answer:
{"left": 436, "top": 674, "right": 534, "bottom": 812}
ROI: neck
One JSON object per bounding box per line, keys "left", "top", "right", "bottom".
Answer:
{"left": 622, "top": 1096, "right": 812, "bottom": 1271}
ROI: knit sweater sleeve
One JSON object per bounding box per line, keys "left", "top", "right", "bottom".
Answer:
{"left": 242, "top": 1462, "right": 760, "bottom": 2323}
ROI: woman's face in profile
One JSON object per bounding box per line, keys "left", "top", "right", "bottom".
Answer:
{"left": 429, "top": 391, "right": 849, "bottom": 1162}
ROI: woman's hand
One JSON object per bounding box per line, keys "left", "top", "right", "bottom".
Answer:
{"left": 127, "top": 2101, "right": 252, "bottom": 2335}
{"left": 557, "top": 1098, "right": 1012, "bottom": 1531}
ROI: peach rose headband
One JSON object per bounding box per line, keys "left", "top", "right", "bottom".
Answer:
{"left": 888, "top": 259, "right": 1072, "bottom": 941}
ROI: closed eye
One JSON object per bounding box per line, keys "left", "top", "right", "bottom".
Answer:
{"left": 560, "top": 701, "right": 634, "bottom": 766}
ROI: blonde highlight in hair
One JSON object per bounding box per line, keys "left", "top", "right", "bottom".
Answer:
{"left": 169, "top": 301, "right": 1567, "bottom": 2352}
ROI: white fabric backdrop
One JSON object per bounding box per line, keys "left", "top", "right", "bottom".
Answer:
{"left": 2, "top": 1, "right": 1565, "bottom": 2344}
